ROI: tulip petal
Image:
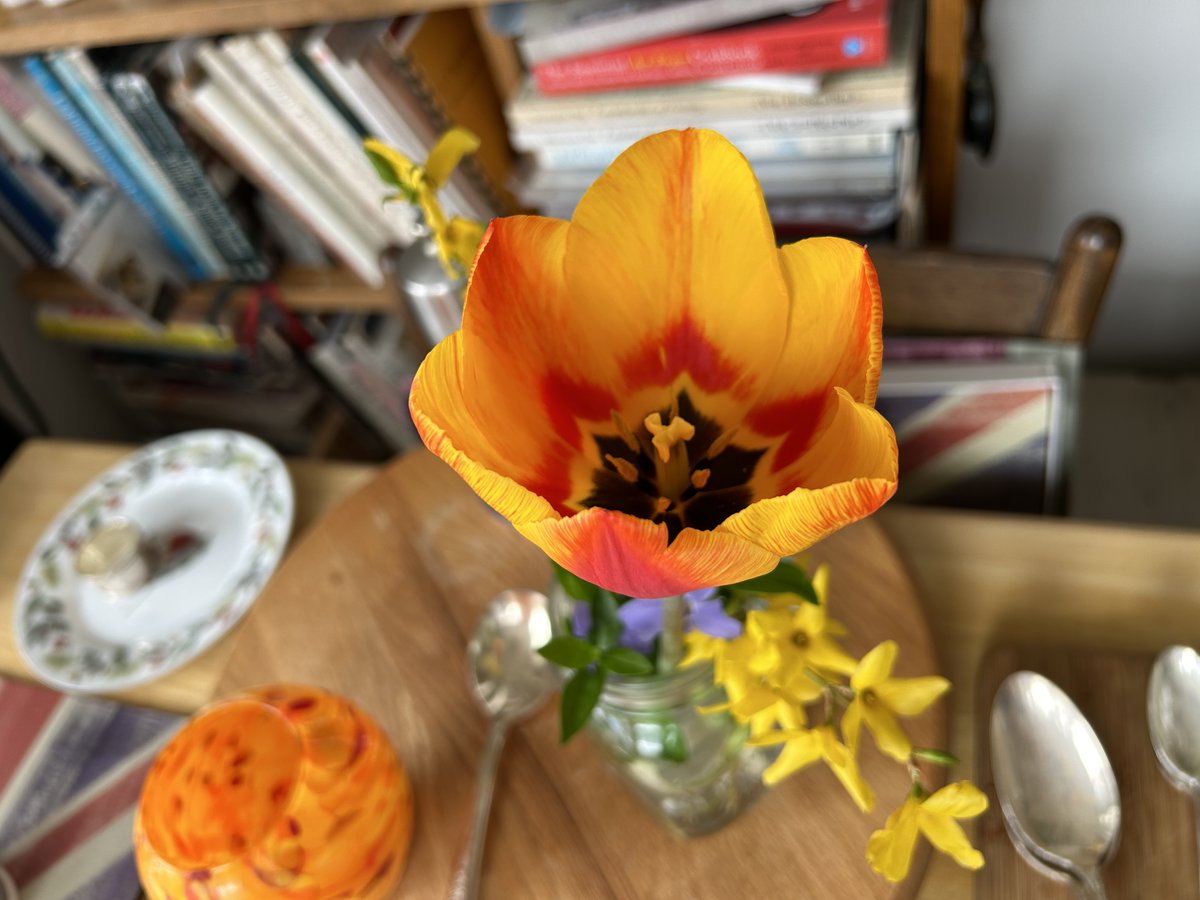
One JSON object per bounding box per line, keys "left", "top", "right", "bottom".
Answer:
{"left": 776, "top": 237, "right": 884, "bottom": 405}
{"left": 852, "top": 641, "right": 899, "bottom": 692}
{"left": 722, "top": 389, "right": 897, "bottom": 553}
{"left": 410, "top": 333, "right": 560, "bottom": 527}
{"left": 918, "top": 812, "right": 985, "bottom": 871}
{"left": 566, "top": 129, "right": 790, "bottom": 422}
{"left": 921, "top": 781, "right": 990, "bottom": 818}
{"left": 875, "top": 676, "right": 952, "bottom": 717}
{"left": 516, "top": 506, "right": 778, "bottom": 598}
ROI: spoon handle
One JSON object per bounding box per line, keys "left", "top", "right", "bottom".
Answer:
{"left": 1070, "top": 867, "right": 1109, "bottom": 900}
{"left": 448, "top": 721, "right": 510, "bottom": 900}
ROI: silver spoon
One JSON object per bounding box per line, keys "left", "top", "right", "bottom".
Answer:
{"left": 448, "top": 588, "right": 558, "bottom": 900}
{"left": 991, "top": 671, "right": 1121, "bottom": 900}
{"left": 1148, "top": 645, "right": 1200, "bottom": 888}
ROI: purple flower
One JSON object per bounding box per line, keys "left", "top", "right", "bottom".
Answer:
{"left": 572, "top": 587, "right": 743, "bottom": 656}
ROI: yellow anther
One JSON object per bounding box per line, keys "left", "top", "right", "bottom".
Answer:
{"left": 654, "top": 496, "right": 672, "bottom": 514}
{"left": 644, "top": 413, "right": 696, "bottom": 463}
{"left": 691, "top": 468, "right": 711, "bottom": 489}
{"left": 605, "top": 454, "right": 640, "bottom": 483}
{"left": 609, "top": 410, "right": 640, "bottom": 453}
{"left": 706, "top": 426, "right": 740, "bottom": 461}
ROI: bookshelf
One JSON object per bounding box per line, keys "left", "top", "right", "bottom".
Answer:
{"left": 0, "top": 0, "right": 489, "bottom": 55}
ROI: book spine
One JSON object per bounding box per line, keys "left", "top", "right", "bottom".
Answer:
{"left": 105, "top": 72, "right": 268, "bottom": 282}
{"left": 532, "top": 130, "right": 897, "bottom": 169}
{"left": 220, "top": 35, "right": 400, "bottom": 245}
{"left": 191, "top": 42, "right": 388, "bottom": 258}
{"left": 172, "top": 78, "right": 383, "bottom": 286}
{"left": 23, "top": 55, "right": 209, "bottom": 280}
{"left": 510, "top": 107, "right": 913, "bottom": 150}
{"left": 0, "top": 159, "right": 56, "bottom": 260}
{"left": 532, "top": 15, "right": 889, "bottom": 95}
{"left": 519, "top": 0, "right": 827, "bottom": 65}
{"left": 0, "top": 61, "right": 103, "bottom": 183}
{"left": 51, "top": 49, "right": 229, "bottom": 279}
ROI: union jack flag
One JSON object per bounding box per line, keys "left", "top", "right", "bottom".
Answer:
{"left": 0, "top": 677, "right": 180, "bottom": 899}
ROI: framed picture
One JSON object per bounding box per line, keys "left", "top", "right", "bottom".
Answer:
{"left": 876, "top": 338, "right": 1082, "bottom": 514}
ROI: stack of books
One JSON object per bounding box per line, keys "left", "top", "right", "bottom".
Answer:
{"left": 495, "top": 0, "right": 922, "bottom": 238}
{"left": 0, "top": 11, "right": 510, "bottom": 455}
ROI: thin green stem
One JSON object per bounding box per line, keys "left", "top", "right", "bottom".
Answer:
{"left": 657, "top": 594, "right": 686, "bottom": 673}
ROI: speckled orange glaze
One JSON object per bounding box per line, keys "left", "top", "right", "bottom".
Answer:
{"left": 134, "top": 685, "right": 413, "bottom": 898}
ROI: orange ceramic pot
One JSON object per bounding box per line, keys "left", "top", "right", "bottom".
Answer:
{"left": 134, "top": 684, "right": 413, "bottom": 898}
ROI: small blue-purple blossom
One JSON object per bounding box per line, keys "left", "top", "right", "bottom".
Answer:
{"left": 570, "top": 587, "right": 743, "bottom": 655}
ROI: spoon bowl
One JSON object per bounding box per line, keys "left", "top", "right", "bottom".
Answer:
{"left": 991, "top": 670, "right": 1120, "bottom": 899}
{"left": 1148, "top": 645, "right": 1200, "bottom": 794}
{"left": 1147, "top": 644, "right": 1200, "bottom": 893}
{"left": 450, "top": 588, "right": 559, "bottom": 900}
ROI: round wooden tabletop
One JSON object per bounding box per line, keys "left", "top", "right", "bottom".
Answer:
{"left": 217, "top": 451, "right": 944, "bottom": 899}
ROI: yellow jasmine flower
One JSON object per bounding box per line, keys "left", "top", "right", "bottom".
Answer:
{"left": 842, "top": 641, "right": 950, "bottom": 763}
{"left": 867, "top": 781, "right": 987, "bottom": 882}
{"left": 750, "top": 716, "right": 875, "bottom": 812}
{"left": 364, "top": 128, "right": 484, "bottom": 275}
{"left": 679, "top": 630, "right": 723, "bottom": 668}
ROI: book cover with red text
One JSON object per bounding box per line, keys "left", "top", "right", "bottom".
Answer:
{"left": 532, "top": 0, "right": 891, "bottom": 96}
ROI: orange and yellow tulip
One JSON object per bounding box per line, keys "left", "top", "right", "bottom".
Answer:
{"left": 409, "top": 129, "right": 898, "bottom": 597}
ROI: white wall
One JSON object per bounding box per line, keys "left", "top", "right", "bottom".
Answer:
{"left": 953, "top": 0, "right": 1200, "bottom": 371}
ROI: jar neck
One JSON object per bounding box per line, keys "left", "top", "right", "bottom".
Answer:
{"left": 600, "top": 661, "right": 715, "bottom": 711}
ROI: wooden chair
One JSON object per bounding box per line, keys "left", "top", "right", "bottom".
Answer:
{"left": 872, "top": 214, "right": 1123, "bottom": 343}
{"left": 867, "top": 214, "right": 1123, "bottom": 514}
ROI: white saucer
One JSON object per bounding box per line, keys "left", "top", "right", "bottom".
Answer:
{"left": 14, "top": 430, "right": 294, "bottom": 692}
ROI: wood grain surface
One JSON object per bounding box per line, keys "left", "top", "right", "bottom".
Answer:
{"left": 216, "top": 450, "right": 946, "bottom": 899}
{"left": 976, "top": 646, "right": 1197, "bottom": 899}
{"left": 0, "top": 439, "right": 376, "bottom": 712}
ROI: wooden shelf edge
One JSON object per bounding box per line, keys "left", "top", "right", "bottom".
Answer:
{"left": 18, "top": 265, "right": 398, "bottom": 316}
{"left": 0, "top": 0, "right": 489, "bottom": 55}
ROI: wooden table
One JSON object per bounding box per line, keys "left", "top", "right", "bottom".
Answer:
{"left": 4, "top": 441, "right": 1200, "bottom": 898}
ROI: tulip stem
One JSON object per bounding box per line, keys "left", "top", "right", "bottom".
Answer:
{"left": 658, "top": 594, "right": 686, "bottom": 673}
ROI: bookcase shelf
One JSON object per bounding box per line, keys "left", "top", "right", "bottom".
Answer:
{"left": 19, "top": 265, "right": 397, "bottom": 315}
{"left": 0, "top": 0, "right": 488, "bottom": 56}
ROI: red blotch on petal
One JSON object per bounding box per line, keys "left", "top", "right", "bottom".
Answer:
{"left": 540, "top": 370, "right": 616, "bottom": 451}
{"left": 622, "top": 317, "right": 743, "bottom": 396}
{"left": 746, "top": 393, "right": 828, "bottom": 474}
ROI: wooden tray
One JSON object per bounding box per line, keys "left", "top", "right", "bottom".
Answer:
{"left": 976, "top": 645, "right": 1197, "bottom": 898}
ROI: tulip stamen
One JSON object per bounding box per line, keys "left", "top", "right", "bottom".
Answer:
{"left": 644, "top": 412, "right": 696, "bottom": 500}
{"left": 605, "top": 453, "right": 640, "bottom": 484}
{"left": 707, "top": 427, "right": 740, "bottom": 461}
{"left": 654, "top": 497, "right": 672, "bottom": 514}
{"left": 610, "top": 410, "right": 641, "bottom": 454}
{"left": 691, "top": 469, "right": 711, "bottom": 489}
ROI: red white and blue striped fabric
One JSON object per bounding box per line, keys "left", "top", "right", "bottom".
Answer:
{"left": 0, "top": 677, "right": 180, "bottom": 900}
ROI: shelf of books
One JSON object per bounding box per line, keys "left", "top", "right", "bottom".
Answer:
{"left": 494, "top": 0, "right": 924, "bottom": 242}
{"left": 0, "top": 9, "right": 512, "bottom": 458}
{"left": 0, "top": 0, "right": 930, "bottom": 460}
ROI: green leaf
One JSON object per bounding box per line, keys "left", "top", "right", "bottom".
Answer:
{"left": 600, "top": 647, "right": 654, "bottom": 676}
{"left": 538, "top": 636, "right": 599, "bottom": 669}
{"left": 551, "top": 561, "right": 599, "bottom": 603}
{"left": 364, "top": 147, "right": 402, "bottom": 188}
{"left": 730, "top": 558, "right": 818, "bottom": 604}
{"left": 661, "top": 722, "right": 688, "bottom": 762}
{"left": 912, "top": 747, "right": 960, "bottom": 767}
{"left": 590, "top": 591, "right": 622, "bottom": 651}
{"left": 560, "top": 667, "right": 605, "bottom": 742}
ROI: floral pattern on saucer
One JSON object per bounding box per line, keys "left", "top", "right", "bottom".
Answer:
{"left": 16, "top": 430, "right": 294, "bottom": 691}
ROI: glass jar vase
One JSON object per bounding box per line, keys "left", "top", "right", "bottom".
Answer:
{"left": 588, "top": 662, "right": 771, "bottom": 836}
